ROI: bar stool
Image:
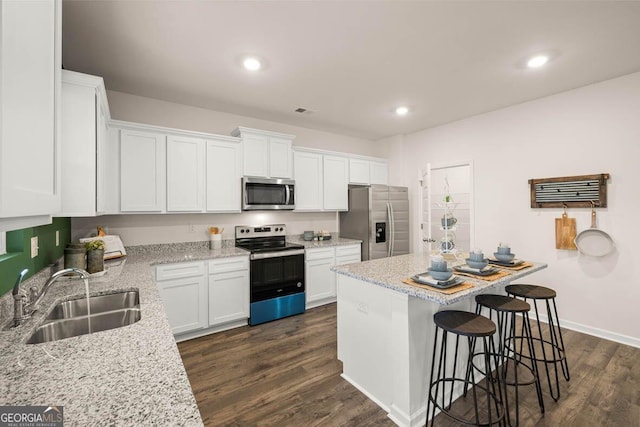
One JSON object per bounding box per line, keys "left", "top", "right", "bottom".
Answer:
{"left": 471, "top": 294, "right": 545, "bottom": 426}
{"left": 505, "top": 284, "right": 570, "bottom": 401}
{"left": 426, "top": 310, "right": 505, "bottom": 427}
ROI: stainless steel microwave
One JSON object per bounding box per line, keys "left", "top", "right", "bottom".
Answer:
{"left": 242, "top": 177, "right": 295, "bottom": 210}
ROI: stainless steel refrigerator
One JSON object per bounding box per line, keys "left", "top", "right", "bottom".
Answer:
{"left": 339, "top": 185, "right": 410, "bottom": 260}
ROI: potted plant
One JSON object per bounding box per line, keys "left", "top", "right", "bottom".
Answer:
{"left": 85, "top": 239, "right": 106, "bottom": 274}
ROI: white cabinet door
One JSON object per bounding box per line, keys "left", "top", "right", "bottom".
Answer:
{"left": 370, "top": 161, "right": 388, "bottom": 185}
{"left": 156, "top": 261, "right": 208, "bottom": 335}
{"left": 206, "top": 138, "right": 241, "bottom": 212}
{"left": 0, "top": 0, "right": 60, "bottom": 223}
{"left": 208, "top": 257, "right": 250, "bottom": 326}
{"left": 167, "top": 135, "right": 205, "bottom": 212}
{"left": 59, "top": 70, "right": 109, "bottom": 217}
{"left": 323, "top": 155, "right": 349, "bottom": 211}
{"left": 157, "top": 275, "right": 208, "bottom": 335}
{"left": 268, "top": 136, "right": 293, "bottom": 178}
{"left": 305, "top": 247, "right": 336, "bottom": 307}
{"left": 209, "top": 269, "right": 250, "bottom": 326}
{"left": 294, "top": 151, "right": 323, "bottom": 211}
{"left": 349, "top": 158, "right": 370, "bottom": 184}
{"left": 242, "top": 132, "right": 269, "bottom": 177}
{"left": 120, "top": 130, "right": 166, "bottom": 212}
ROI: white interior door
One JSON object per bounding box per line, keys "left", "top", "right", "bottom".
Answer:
{"left": 418, "top": 161, "right": 474, "bottom": 256}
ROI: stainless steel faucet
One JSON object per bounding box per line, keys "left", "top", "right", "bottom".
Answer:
{"left": 12, "top": 267, "right": 90, "bottom": 326}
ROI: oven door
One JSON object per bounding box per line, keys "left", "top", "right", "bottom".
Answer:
{"left": 250, "top": 250, "right": 305, "bottom": 302}
{"left": 243, "top": 177, "right": 295, "bottom": 210}
{"left": 249, "top": 250, "right": 305, "bottom": 326}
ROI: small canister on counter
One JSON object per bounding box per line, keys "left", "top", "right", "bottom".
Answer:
{"left": 64, "top": 245, "right": 86, "bottom": 270}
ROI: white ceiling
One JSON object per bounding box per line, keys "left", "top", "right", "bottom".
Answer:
{"left": 62, "top": 1, "right": 640, "bottom": 140}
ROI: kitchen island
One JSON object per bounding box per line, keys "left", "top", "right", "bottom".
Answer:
{"left": 0, "top": 242, "right": 249, "bottom": 426}
{"left": 332, "top": 253, "right": 547, "bottom": 427}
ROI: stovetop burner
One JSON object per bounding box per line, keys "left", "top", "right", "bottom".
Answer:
{"left": 235, "top": 224, "right": 304, "bottom": 253}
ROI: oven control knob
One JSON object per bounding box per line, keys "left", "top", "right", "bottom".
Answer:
{"left": 297, "top": 282, "right": 302, "bottom": 288}
{"left": 240, "top": 229, "right": 245, "bottom": 233}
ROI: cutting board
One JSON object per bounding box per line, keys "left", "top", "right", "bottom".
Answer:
{"left": 555, "top": 213, "right": 577, "bottom": 250}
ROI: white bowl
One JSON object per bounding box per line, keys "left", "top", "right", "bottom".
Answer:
{"left": 428, "top": 268, "right": 453, "bottom": 281}
{"left": 493, "top": 252, "right": 515, "bottom": 262}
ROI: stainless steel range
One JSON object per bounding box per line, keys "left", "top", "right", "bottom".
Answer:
{"left": 235, "top": 224, "right": 305, "bottom": 325}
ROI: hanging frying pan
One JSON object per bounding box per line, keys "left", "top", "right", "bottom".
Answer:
{"left": 574, "top": 207, "right": 615, "bottom": 257}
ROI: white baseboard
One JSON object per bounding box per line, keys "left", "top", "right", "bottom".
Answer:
{"left": 340, "top": 373, "right": 390, "bottom": 413}
{"left": 535, "top": 313, "right": 640, "bottom": 349}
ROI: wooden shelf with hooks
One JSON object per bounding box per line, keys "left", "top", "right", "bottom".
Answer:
{"left": 528, "top": 173, "right": 610, "bottom": 208}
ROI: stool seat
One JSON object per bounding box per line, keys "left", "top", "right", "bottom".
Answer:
{"left": 434, "top": 310, "right": 496, "bottom": 337}
{"left": 505, "top": 284, "right": 556, "bottom": 299}
{"left": 475, "top": 294, "right": 530, "bottom": 313}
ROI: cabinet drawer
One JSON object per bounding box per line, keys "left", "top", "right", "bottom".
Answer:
{"left": 305, "top": 247, "right": 335, "bottom": 261}
{"left": 208, "top": 256, "right": 249, "bottom": 274}
{"left": 336, "top": 255, "right": 361, "bottom": 266}
{"left": 336, "top": 244, "right": 361, "bottom": 257}
{"left": 156, "top": 261, "right": 205, "bottom": 281}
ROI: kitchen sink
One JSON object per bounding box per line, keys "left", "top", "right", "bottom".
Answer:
{"left": 27, "top": 308, "right": 141, "bottom": 344}
{"left": 45, "top": 291, "right": 139, "bottom": 320}
{"left": 27, "top": 290, "right": 141, "bottom": 344}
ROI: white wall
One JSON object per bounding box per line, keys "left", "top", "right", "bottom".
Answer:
{"left": 107, "top": 90, "right": 378, "bottom": 156}
{"left": 384, "top": 72, "right": 640, "bottom": 345}
{"left": 72, "top": 212, "right": 337, "bottom": 246}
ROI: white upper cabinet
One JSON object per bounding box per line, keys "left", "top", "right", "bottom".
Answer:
{"left": 0, "top": 0, "right": 61, "bottom": 230}
{"left": 232, "top": 127, "right": 294, "bottom": 179}
{"left": 59, "top": 70, "right": 110, "bottom": 217}
{"left": 323, "top": 155, "right": 349, "bottom": 211}
{"left": 294, "top": 151, "right": 323, "bottom": 211}
{"left": 268, "top": 136, "right": 293, "bottom": 179}
{"left": 206, "top": 137, "right": 242, "bottom": 212}
{"left": 349, "top": 158, "right": 370, "bottom": 185}
{"left": 167, "top": 135, "right": 205, "bottom": 212}
{"left": 370, "top": 161, "right": 388, "bottom": 185}
{"left": 349, "top": 158, "right": 388, "bottom": 185}
{"left": 120, "top": 129, "right": 166, "bottom": 212}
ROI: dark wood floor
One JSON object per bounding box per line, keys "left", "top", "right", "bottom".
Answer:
{"left": 178, "top": 304, "right": 640, "bottom": 426}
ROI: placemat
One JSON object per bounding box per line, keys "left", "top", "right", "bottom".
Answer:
{"left": 402, "top": 278, "right": 474, "bottom": 294}
{"left": 453, "top": 269, "right": 511, "bottom": 281}
{"left": 488, "top": 261, "right": 534, "bottom": 271}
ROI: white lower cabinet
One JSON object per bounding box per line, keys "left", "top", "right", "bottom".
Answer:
{"left": 156, "top": 256, "right": 250, "bottom": 341}
{"left": 305, "top": 244, "right": 361, "bottom": 309}
{"left": 156, "top": 262, "right": 207, "bottom": 335}
{"left": 305, "top": 247, "right": 336, "bottom": 308}
{"left": 208, "top": 257, "right": 250, "bottom": 326}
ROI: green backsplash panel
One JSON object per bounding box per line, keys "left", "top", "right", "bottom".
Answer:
{"left": 0, "top": 217, "right": 71, "bottom": 297}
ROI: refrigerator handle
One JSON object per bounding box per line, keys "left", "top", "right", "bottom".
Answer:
{"left": 387, "top": 202, "right": 395, "bottom": 257}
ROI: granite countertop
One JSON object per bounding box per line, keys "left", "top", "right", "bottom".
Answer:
{"left": 0, "top": 241, "right": 250, "bottom": 426}
{"left": 287, "top": 234, "right": 362, "bottom": 249}
{"left": 332, "top": 253, "right": 547, "bottom": 305}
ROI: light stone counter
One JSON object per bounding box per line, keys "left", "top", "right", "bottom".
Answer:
{"left": 332, "top": 252, "right": 547, "bottom": 305}
{"left": 287, "top": 234, "right": 362, "bottom": 249}
{"left": 0, "top": 241, "right": 249, "bottom": 426}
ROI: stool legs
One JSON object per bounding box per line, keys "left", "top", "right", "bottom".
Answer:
{"left": 527, "top": 297, "right": 570, "bottom": 401}
{"left": 473, "top": 304, "right": 544, "bottom": 426}
{"left": 426, "top": 325, "right": 505, "bottom": 426}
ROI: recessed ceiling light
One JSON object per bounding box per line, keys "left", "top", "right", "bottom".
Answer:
{"left": 395, "top": 106, "right": 409, "bottom": 116}
{"left": 527, "top": 55, "right": 549, "bottom": 68}
{"left": 243, "top": 57, "right": 262, "bottom": 71}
